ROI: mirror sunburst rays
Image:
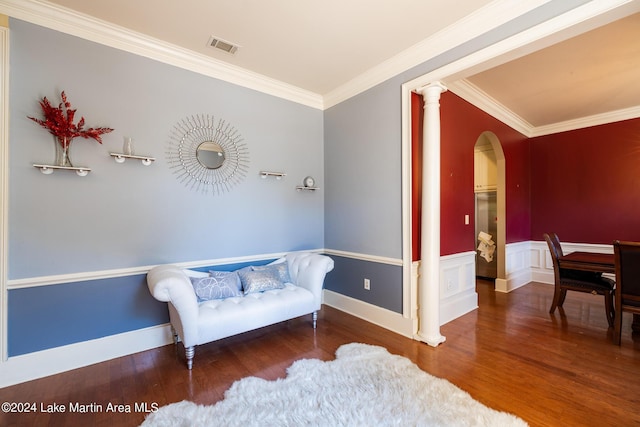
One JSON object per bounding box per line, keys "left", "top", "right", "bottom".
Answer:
{"left": 166, "top": 114, "right": 249, "bottom": 195}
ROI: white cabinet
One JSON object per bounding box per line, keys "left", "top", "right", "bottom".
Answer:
{"left": 474, "top": 146, "right": 497, "bottom": 192}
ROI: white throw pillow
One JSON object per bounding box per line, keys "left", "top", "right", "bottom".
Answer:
{"left": 238, "top": 268, "right": 285, "bottom": 295}
{"left": 190, "top": 271, "right": 243, "bottom": 301}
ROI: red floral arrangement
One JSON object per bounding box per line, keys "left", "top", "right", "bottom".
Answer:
{"left": 28, "top": 91, "right": 113, "bottom": 147}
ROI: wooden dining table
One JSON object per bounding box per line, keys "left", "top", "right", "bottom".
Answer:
{"left": 557, "top": 251, "right": 615, "bottom": 274}
{"left": 558, "top": 250, "right": 639, "bottom": 331}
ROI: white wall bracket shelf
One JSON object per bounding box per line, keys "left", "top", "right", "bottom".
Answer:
{"left": 110, "top": 153, "right": 155, "bottom": 165}
{"left": 33, "top": 164, "right": 91, "bottom": 176}
{"left": 260, "top": 171, "right": 286, "bottom": 179}
{"left": 296, "top": 186, "right": 318, "bottom": 191}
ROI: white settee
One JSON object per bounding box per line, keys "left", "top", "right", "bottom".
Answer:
{"left": 147, "top": 252, "right": 334, "bottom": 369}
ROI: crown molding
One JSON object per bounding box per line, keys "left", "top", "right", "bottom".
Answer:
{"left": 0, "top": 0, "right": 551, "bottom": 111}
{"left": 2, "top": 0, "right": 639, "bottom": 123}
{"left": 446, "top": 78, "right": 640, "bottom": 138}
{"left": 446, "top": 79, "right": 534, "bottom": 137}
{"left": 322, "top": 0, "right": 551, "bottom": 109}
{"left": 529, "top": 105, "right": 640, "bottom": 137}
{"left": 350, "top": 0, "right": 640, "bottom": 114}
{"left": 0, "top": 0, "right": 324, "bottom": 109}
{"left": 433, "top": 0, "right": 640, "bottom": 137}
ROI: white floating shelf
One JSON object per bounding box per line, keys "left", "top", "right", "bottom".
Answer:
{"left": 296, "top": 186, "right": 319, "bottom": 191}
{"left": 110, "top": 153, "right": 155, "bottom": 166}
{"left": 260, "top": 171, "right": 286, "bottom": 179}
{"left": 33, "top": 164, "right": 91, "bottom": 176}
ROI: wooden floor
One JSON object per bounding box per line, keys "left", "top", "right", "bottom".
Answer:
{"left": 1, "top": 280, "right": 640, "bottom": 426}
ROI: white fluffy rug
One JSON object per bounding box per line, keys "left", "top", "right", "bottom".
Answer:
{"left": 142, "top": 343, "right": 527, "bottom": 426}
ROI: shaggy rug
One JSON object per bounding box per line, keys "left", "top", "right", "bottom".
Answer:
{"left": 141, "top": 343, "right": 527, "bottom": 426}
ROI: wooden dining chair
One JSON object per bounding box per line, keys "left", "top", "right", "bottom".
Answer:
{"left": 544, "top": 232, "right": 615, "bottom": 327}
{"left": 612, "top": 240, "right": 640, "bottom": 345}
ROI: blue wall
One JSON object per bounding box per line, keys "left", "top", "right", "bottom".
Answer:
{"left": 9, "top": 20, "right": 324, "bottom": 279}
{"left": 7, "top": 19, "right": 324, "bottom": 356}
{"left": 324, "top": 256, "right": 403, "bottom": 313}
{"left": 7, "top": 259, "right": 272, "bottom": 356}
{"left": 8, "top": 275, "right": 163, "bottom": 355}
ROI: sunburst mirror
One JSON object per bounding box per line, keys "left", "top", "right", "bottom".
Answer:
{"left": 167, "top": 114, "right": 249, "bottom": 195}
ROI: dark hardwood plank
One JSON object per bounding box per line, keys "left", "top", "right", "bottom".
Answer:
{"left": 1, "top": 280, "right": 639, "bottom": 426}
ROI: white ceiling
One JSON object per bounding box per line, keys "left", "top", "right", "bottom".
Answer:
{"left": 41, "top": 0, "right": 495, "bottom": 95}
{"left": 7, "top": 0, "right": 640, "bottom": 135}
{"left": 464, "top": 11, "right": 640, "bottom": 130}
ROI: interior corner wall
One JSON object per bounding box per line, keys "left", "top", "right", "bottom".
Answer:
{"left": 440, "top": 91, "right": 530, "bottom": 255}
{"left": 321, "top": 0, "right": 584, "bottom": 312}
{"left": 530, "top": 118, "right": 640, "bottom": 244}
{"left": 322, "top": 82, "right": 404, "bottom": 313}
{"left": 6, "top": 19, "right": 324, "bottom": 356}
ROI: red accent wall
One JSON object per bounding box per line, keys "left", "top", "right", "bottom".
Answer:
{"left": 530, "top": 118, "right": 640, "bottom": 244}
{"left": 439, "top": 92, "right": 530, "bottom": 255}
{"left": 414, "top": 92, "right": 639, "bottom": 255}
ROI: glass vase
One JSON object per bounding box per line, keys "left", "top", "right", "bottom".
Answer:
{"left": 55, "top": 136, "right": 73, "bottom": 167}
{"left": 123, "top": 136, "right": 134, "bottom": 156}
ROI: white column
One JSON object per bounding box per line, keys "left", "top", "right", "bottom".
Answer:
{"left": 416, "top": 81, "right": 447, "bottom": 347}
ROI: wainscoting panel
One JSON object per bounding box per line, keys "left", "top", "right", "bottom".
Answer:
{"left": 529, "top": 239, "right": 614, "bottom": 284}
{"left": 439, "top": 251, "right": 478, "bottom": 324}
{"left": 501, "top": 241, "right": 534, "bottom": 292}
{"left": 478, "top": 240, "right": 613, "bottom": 293}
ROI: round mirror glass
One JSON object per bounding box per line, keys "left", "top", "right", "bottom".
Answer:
{"left": 196, "top": 141, "right": 225, "bottom": 169}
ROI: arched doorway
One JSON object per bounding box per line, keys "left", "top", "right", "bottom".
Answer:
{"left": 473, "top": 132, "right": 506, "bottom": 290}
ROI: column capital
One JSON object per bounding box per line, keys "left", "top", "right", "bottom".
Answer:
{"left": 416, "top": 81, "right": 448, "bottom": 97}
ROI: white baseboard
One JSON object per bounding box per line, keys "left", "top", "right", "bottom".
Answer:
{"left": 0, "top": 241, "right": 604, "bottom": 388}
{"left": 0, "top": 324, "right": 173, "bottom": 388}
{"left": 441, "top": 289, "right": 478, "bottom": 324}
{"left": 323, "top": 283, "right": 477, "bottom": 339}
{"left": 497, "top": 269, "right": 532, "bottom": 292}
{"left": 322, "top": 290, "right": 413, "bottom": 338}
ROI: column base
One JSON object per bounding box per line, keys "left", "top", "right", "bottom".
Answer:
{"left": 415, "top": 332, "right": 447, "bottom": 347}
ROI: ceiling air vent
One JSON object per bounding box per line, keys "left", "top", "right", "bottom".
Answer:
{"left": 207, "top": 36, "right": 239, "bottom": 54}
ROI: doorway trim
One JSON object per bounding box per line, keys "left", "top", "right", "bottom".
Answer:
{"left": 400, "top": 1, "right": 632, "bottom": 338}
{"left": 474, "top": 132, "right": 507, "bottom": 290}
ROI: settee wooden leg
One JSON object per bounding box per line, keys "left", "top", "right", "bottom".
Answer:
{"left": 185, "top": 346, "right": 195, "bottom": 370}
{"left": 312, "top": 311, "right": 318, "bottom": 329}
